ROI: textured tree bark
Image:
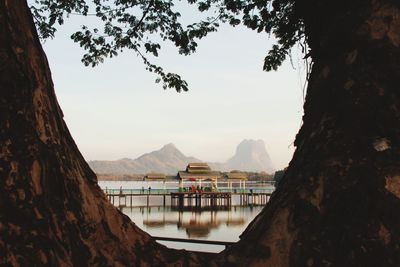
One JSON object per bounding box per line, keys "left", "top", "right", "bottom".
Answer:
{"left": 3, "top": 0, "right": 400, "bottom": 266}
{"left": 214, "top": 0, "right": 400, "bottom": 266}
{"left": 0, "top": 1, "right": 204, "bottom": 266}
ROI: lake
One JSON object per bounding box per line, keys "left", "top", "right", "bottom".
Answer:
{"left": 99, "top": 181, "right": 271, "bottom": 253}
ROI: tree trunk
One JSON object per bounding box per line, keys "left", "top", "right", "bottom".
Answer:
{"left": 0, "top": 1, "right": 204, "bottom": 266}
{"left": 214, "top": 0, "right": 400, "bottom": 266}
{"left": 3, "top": 0, "right": 400, "bottom": 266}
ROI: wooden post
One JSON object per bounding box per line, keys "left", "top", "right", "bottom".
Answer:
{"left": 199, "top": 194, "right": 202, "bottom": 208}
{"left": 179, "top": 194, "right": 184, "bottom": 209}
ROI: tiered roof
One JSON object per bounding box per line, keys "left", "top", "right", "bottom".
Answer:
{"left": 227, "top": 171, "right": 247, "bottom": 180}
{"left": 186, "top": 162, "right": 211, "bottom": 173}
{"left": 179, "top": 163, "right": 220, "bottom": 180}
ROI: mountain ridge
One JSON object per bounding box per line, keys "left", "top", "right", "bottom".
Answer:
{"left": 88, "top": 140, "right": 275, "bottom": 175}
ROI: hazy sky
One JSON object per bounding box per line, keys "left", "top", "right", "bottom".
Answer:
{"left": 41, "top": 11, "right": 305, "bottom": 170}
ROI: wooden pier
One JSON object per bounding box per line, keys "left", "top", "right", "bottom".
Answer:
{"left": 104, "top": 188, "right": 273, "bottom": 208}
{"left": 171, "top": 192, "right": 232, "bottom": 209}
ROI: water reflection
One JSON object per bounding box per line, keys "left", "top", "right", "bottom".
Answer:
{"left": 122, "top": 205, "right": 263, "bottom": 241}
{"left": 99, "top": 181, "right": 268, "bottom": 252}
{"left": 143, "top": 210, "right": 246, "bottom": 238}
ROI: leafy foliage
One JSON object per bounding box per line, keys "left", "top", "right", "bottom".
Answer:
{"left": 30, "top": 0, "right": 304, "bottom": 92}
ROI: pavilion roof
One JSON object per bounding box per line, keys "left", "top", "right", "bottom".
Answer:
{"left": 186, "top": 162, "right": 211, "bottom": 173}
{"left": 227, "top": 172, "right": 247, "bottom": 180}
{"left": 178, "top": 171, "right": 221, "bottom": 180}
{"left": 187, "top": 162, "right": 209, "bottom": 168}
{"left": 144, "top": 173, "right": 166, "bottom": 180}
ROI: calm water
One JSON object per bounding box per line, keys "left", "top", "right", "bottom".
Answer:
{"left": 99, "top": 181, "right": 268, "bottom": 252}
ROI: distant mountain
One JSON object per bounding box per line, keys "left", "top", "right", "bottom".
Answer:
{"left": 88, "top": 143, "right": 200, "bottom": 175}
{"left": 209, "top": 139, "right": 275, "bottom": 173}
{"left": 89, "top": 140, "right": 275, "bottom": 175}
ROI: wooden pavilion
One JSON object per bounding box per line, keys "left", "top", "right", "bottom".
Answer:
{"left": 226, "top": 171, "right": 247, "bottom": 189}
{"left": 144, "top": 173, "right": 167, "bottom": 190}
{"left": 144, "top": 173, "right": 166, "bottom": 180}
{"left": 177, "top": 163, "right": 221, "bottom": 190}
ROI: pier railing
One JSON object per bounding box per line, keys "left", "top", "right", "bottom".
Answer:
{"left": 103, "top": 187, "right": 275, "bottom": 195}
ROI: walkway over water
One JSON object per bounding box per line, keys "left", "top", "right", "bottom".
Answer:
{"left": 104, "top": 187, "right": 274, "bottom": 208}
{"left": 99, "top": 181, "right": 272, "bottom": 252}
{"left": 104, "top": 187, "right": 275, "bottom": 195}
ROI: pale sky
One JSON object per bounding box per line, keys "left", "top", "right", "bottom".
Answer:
{"left": 41, "top": 11, "right": 305, "bottom": 170}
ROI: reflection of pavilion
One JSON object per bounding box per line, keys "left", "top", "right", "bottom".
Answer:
{"left": 143, "top": 210, "right": 245, "bottom": 238}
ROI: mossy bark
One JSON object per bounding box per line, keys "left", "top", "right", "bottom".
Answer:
{"left": 214, "top": 0, "right": 400, "bottom": 266}
{"left": 0, "top": 1, "right": 204, "bottom": 266}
